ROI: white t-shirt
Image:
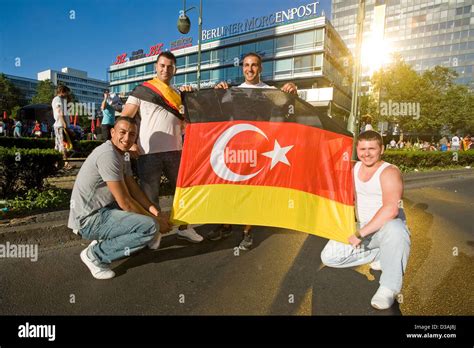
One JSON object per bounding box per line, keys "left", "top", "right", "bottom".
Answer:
{"left": 126, "top": 94, "right": 183, "bottom": 154}
{"left": 451, "top": 136, "right": 460, "bottom": 146}
{"left": 52, "top": 96, "right": 69, "bottom": 128}
{"left": 239, "top": 81, "right": 276, "bottom": 89}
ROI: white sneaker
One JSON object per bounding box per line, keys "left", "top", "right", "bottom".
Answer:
{"left": 147, "top": 233, "right": 162, "bottom": 250}
{"left": 80, "top": 241, "right": 115, "bottom": 280}
{"left": 370, "top": 260, "right": 382, "bottom": 271}
{"left": 177, "top": 227, "right": 203, "bottom": 243}
{"left": 371, "top": 286, "right": 396, "bottom": 310}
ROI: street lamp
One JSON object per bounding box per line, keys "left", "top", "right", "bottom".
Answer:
{"left": 178, "top": 0, "right": 203, "bottom": 90}
{"left": 348, "top": 0, "right": 365, "bottom": 159}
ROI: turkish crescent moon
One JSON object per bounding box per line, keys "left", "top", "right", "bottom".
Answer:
{"left": 210, "top": 123, "right": 268, "bottom": 182}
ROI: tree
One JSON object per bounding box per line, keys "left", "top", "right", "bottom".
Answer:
{"left": 368, "top": 58, "right": 474, "bottom": 136}
{"left": 0, "top": 74, "right": 22, "bottom": 115}
{"left": 11, "top": 105, "right": 22, "bottom": 120}
{"left": 31, "top": 79, "right": 55, "bottom": 104}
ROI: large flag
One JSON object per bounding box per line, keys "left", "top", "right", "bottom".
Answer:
{"left": 172, "top": 88, "right": 355, "bottom": 243}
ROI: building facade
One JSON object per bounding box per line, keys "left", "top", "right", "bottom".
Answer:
{"left": 108, "top": 15, "right": 353, "bottom": 124}
{"left": 332, "top": 0, "right": 474, "bottom": 88}
{"left": 4, "top": 74, "right": 39, "bottom": 105}
{"left": 37, "top": 67, "right": 108, "bottom": 107}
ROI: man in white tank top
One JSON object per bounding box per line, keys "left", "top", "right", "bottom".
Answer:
{"left": 320, "top": 130, "right": 411, "bottom": 310}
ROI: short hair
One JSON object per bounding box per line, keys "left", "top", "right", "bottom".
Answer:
{"left": 114, "top": 116, "right": 137, "bottom": 127}
{"left": 242, "top": 52, "right": 262, "bottom": 66}
{"left": 156, "top": 51, "right": 177, "bottom": 65}
{"left": 357, "top": 130, "right": 383, "bottom": 147}
{"left": 56, "top": 85, "right": 70, "bottom": 95}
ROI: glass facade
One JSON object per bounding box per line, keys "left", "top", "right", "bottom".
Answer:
{"left": 5, "top": 74, "right": 39, "bottom": 104}
{"left": 109, "top": 27, "right": 328, "bottom": 94}
{"left": 332, "top": 0, "right": 474, "bottom": 88}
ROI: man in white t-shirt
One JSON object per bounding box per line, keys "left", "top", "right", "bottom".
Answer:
{"left": 52, "top": 85, "right": 72, "bottom": 169}
{"left": 451, "top": 134, "right": 460, "bottom": 151}
{"left": 207, "top": 52, "right": 297, "bottom": 250}
{"left": 320, "top": 130, "right": 411, "bottom": 310}
{"left": 121, "top": 51, "right": 203, "bottom": 244}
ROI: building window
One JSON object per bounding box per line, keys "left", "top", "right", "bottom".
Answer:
{"left": 225, "top": 66, "right": 240, "bottom": 82}
{"left": 274, "top": 58, "right": 292, "bottom": 76}
{"left": 177, "top": 56, "right": 186, "bottom": 69}
{"left": 225, "top": 46, "right": 240, "bottom": 64}
{"left": 187, "top": 72, "right": 197, "bottom": 84}
{"left": 314, "top": 54, "right": 323, "bottom": 70}
{"left": 261, "top": 61, "right": 274, "bottom": 79}
{"left": 211, "top": 68, "right": 225, "bottom": 82}
{"left": 136, "top": 65, "right": 145, "bottom": 77}
{"left": 201, "top": 51, "right": 211, "bottom": 64}
{"left": 146, "top": 64, "right": 154, "bottom": 73}
{"left": 257, "top": 39, "right": 274, "bottom": 57}
{"left": 294, "top": 55, "right": 313, "bottom": 73}
{"left": 188, "top": 54, "right": 198, "bottom": 68}
{"left": 295, "top": 31, "right": 314, "bottom": 50}
{"left": 241, "top": 42, "right": 256, "bottom": 56}
{"left": 315, "top": 29, "right": 324, "bottom": 46}
{"left": 276, "top": 35, "right": 294, "bottom": 52}
{"left": 174, "top": 74, "right": 185, "bottom": 86}
{"left": 201, "top": 70, "right": 210, "bottom": 81}
{"left": 210, "top": 49, "right": 224, "bottom": 64}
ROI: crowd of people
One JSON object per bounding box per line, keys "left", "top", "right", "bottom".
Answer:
{"left": 385, "top": 135, "right": 474, "bottom": 151}
{"left": 0, "top": 118, "right": 51, "bottom": 138}
{"left": 66, "top": 51, "right": 412, "bottom": 311}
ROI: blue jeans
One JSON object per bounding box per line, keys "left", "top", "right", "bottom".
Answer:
{"left": 320, "top": 218, "right": 411, "bottom": 293}
{"left": 137, "top": 151, "right": 182, "bottom": 210}
{"left": 79, "top": 205, "right": 156, "bottom": 264}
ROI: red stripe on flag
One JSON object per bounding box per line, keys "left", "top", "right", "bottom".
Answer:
{"left": 178, "top": 121, "right": 354, "bottom": 206}
{"left": 143, "top": 81, "right": 180, "bottom": 112}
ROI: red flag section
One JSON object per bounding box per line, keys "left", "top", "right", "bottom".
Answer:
{"left": 173, "top": 121, "right": 356, "bottom": 243}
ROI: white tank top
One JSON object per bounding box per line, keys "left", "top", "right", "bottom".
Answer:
{"left": 354, "top": 161, "right": 392, "bottom": 226}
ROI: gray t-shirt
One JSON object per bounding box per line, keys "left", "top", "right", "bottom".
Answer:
{"left": 68, "top": 141, "right": 132, "bottom": 231}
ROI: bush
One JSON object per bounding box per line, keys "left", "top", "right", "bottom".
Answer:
{"left": 0, "top": 147, "right": 63, "bottom": 198}
{"left": 382, "top": 150, "right": 474, "bottom": 171}
{"left": 0, "top": 137, "right": 54, "bottom": 149}
{"left": 0, "top": 137, "right": 103, "bottom": 157}
{"left": 5, "top": 188, "right": 69, "bottom": 213}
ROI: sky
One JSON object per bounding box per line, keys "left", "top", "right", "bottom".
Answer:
{"left": 0, "top": 0, "right": 332, "bottom": 81}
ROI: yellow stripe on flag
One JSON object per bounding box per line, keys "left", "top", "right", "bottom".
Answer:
{"left": 171, "top": 185, "right": 355, "bottom": 244}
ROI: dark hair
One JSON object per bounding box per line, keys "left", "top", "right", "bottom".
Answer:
{"left": 242, "top": 52, "right": 262, "bottom": 66}
{"left": 56, "top": 85, "right": 70, "bottom": 95}
{"left": 156, "top": 51, "right": 177, "bottom": 65}
{"left": 358, "top": 130, "right": 383, "bottom": 147}
{"left": 114, "top": 116, "right": 137, "bottom": 127}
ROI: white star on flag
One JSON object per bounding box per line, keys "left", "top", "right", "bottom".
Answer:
{"left": 262, "top": 140, "right": 294, "bottom": 170}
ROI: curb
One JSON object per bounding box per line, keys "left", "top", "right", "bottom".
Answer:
{"left": 1, "top": 169, "right": 473, "bottom": 249}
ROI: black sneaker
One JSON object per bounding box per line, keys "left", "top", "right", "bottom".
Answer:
{"left": 207, "top": 225, "right": 233, "bottom": 241}
{"left": 238, "top": 232, "right": 253, "bottom": 250}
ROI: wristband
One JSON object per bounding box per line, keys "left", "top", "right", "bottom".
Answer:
{"left": 354, "top": 229, "right": 363, "bottom": 239}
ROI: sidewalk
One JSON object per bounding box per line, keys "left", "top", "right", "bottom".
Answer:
{"left": 1, "top": 168, "right": 473, "bottom": 249}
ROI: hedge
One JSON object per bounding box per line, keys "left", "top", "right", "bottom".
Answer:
{"left": 382, "top": 150, "right": 474, "bottom": 171}
{"left": 0, "top": 147, "right": 63, "bottom": 198}
{"left": 0, "top": 137, "right": 102, "bottom": 157}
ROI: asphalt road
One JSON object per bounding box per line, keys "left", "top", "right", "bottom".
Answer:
{"left": 0, "top": 176, "right": 472, "bottom": 316}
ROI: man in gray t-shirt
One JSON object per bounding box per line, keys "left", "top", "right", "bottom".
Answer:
{"left": 68, "top": 117, "right": 171, "bottom": 280}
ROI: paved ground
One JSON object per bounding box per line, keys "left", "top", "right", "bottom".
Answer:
{"left": 0, "top": 175, "right": 472, "bottom": 315}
